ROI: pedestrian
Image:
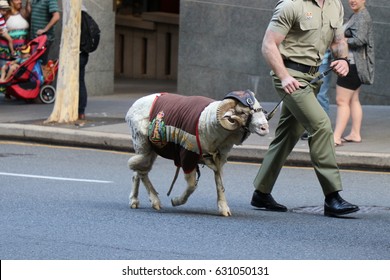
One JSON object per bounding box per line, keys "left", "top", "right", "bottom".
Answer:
{"left": 29, "top": 0, "right": 60, "bottom": 65}
{"left": 78, "top": 4, "right": 100, "bottom": 120}
{"left": 251, "top": 0, "right": 359, "bottom": 217}
{"left": 78, "top": 4, "right": 90, "bottom": 120}
{"left": 316, "top": 49, "right": 332, "bottom": 115}
{"left": 0, "top": 0, "right": 30, "bottom": 100}
{"left": 0, "top": 1, "right": 16, "bottom": 59}
{"left": 1, "top": 0, "right": 31, "bottom": 63}
{"left": 333, "top": 0, "right": 374, "bottom": 146}
{"left": 301, "top": 48, "right": 332, "bottom": 140}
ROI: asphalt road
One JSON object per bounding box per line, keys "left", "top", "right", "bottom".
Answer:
{"left": 1, "top": 141, "right": 389, "bottom": 260}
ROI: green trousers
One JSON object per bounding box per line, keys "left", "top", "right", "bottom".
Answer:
{"left": 254, "top": 71, "right": 343, "bottom": 196}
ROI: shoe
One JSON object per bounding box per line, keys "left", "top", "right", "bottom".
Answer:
{"left": 251, "top": 190, "right": 287, "bottom": 212}
{"left": 341, "top": 137, "right": 361, "bottom": 143}
{"left": 324, "top": 192, "right": 359, "bottom": 217}
{"left": 10, "top": 52, "right": 17, "bottom": 60}
{"left": 300, "top": 131, "right": 309, "bottom": 140}
{"left": 78, "top": 113, "right": 85, "bottom": 120}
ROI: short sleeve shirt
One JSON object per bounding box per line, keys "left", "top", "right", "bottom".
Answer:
{"left": 268, "top": 0, "right": 344, "bottom": 66}
{"left": 30, "top": 0, "right": 60, "bottom": 41}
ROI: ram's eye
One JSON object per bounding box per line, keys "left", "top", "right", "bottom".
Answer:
{"left": 254, "top": 108, "right": 265, "bottom": 114}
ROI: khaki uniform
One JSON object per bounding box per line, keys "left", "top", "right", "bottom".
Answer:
{"left": 270, "top": 0, "right": 344, "bottom": 66}
{"left": 254, "top": 0, "right": 345, "bottom": 196}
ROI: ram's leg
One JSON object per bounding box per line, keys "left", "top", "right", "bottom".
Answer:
{"left": 129, "top": 172, "right": 140, "bottom": 209}
{"left": 214, "top": 170, "right": 231, "bottom": 217}
{"left": 171, "top": 169, "right": 197, "bottom": 207}
{"left": 140, "top": 174, "right": 161, "bottom": 210}
{"left": 128, "top": 152, "right": 160, "bottom": 210}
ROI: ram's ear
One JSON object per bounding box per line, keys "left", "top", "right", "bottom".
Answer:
{"left": 216, "top": 99, "right": 241, "bottom": 131}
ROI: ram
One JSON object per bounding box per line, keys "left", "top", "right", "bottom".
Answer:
{"left": 125, "top": 90, "right": 269, "bottom": 216}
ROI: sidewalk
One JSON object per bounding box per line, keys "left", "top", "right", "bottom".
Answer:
{"left": 1, "top": 78, "right": 390, "bottom": 171}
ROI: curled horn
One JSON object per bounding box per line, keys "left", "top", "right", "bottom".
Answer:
{"left": 216, "top": 98, "right": 242, "bottom": 131}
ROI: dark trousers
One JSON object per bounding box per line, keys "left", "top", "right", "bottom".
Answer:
{"left": 79, "top": 52, "right": 89, "bottom": 114}
{"left": 40, "top": 40, "right": 53, "bottom": 65}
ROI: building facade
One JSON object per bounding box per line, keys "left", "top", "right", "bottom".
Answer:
{"left": 177, "top": 0, "right": 390, "bottom": 105}
{"left": 61, "top": 0, "right": 388, "bottom": 105}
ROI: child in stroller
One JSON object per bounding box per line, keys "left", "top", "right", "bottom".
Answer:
{"left": 0, "top": 35, "right": 58, "bottom": 104}
{"left": 0, "top": 45, "right": 31, "bottom": 82}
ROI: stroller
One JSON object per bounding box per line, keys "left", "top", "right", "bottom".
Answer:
{"left": 1, "top": 35, "right": 58, "bottom": 104}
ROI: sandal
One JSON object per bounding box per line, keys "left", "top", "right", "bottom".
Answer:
{"left": 341, "top": 137, "right": 362, "bottom": 143}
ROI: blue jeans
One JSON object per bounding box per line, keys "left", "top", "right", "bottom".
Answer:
{"left": 316, "top": 50, "right": 332, "bottom": 115}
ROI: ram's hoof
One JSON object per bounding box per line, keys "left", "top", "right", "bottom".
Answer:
{"left": 220, "top": 209, "right": 232, "bottom": 217}
{"left": 150, "top": 198, "right": 161, "bottom": 210}
{"left": 171, "top": 197, "right": 185, "bottom": 207}
{"left": 152, "top": 204, "right": 161, "bottom": 211}
{"left": 218, "top": 203, "right": 232, "bottom": 217}
{"left": 130, "top": 201, "right": 139, "bottom": 209}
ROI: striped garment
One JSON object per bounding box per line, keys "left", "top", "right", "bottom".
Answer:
{"left": 149, "top": 93, "right": 214, "bottom": 173}
{"left": 0, "top": 14, "right": 29, "bottom": 65}
{"left": 0, "top": 14, "right": 6, "bottom": 30}
{"left": 30, "top": 0, "right": 60, "bottom": 41}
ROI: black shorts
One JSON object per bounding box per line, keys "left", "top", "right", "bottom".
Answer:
{"left": 336, "top": 64, "right": 361, "bottom": 90}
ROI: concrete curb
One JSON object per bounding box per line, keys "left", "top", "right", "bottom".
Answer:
{"left": 230, "top": 145, "right": 390, "bottom": 171}
{"left": 1, "top": 123, "right": 389, "bottom": 171}
{"left": 0, "top": 123, "right": 132, "bottom": 152}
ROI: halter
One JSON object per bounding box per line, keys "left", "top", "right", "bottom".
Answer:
{"left": 224, "top": 90, "right": 265, "bottom": 142}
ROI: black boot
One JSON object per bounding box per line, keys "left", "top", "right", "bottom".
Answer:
{"left": 324, "top": 192, "right": 359, "bottom": 217}
{"left": 251, "top": 190, "right": 287, "bottom": 212}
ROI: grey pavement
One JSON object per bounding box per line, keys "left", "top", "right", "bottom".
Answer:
{"left": 1, "top": 78, "right": 389, "bottom": 171}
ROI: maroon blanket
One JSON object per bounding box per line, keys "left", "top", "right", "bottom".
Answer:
{"left": 149, "top": 93, "right": 214, "bottom": 173}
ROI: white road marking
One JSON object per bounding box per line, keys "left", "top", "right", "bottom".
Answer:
{"left": 0, "top": 172, "right": 113, "bottom": 184}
